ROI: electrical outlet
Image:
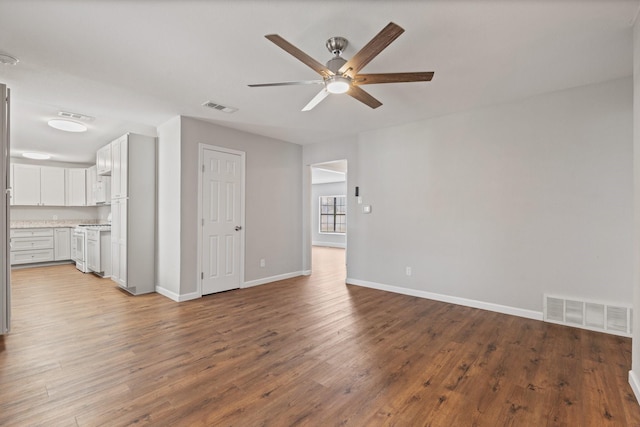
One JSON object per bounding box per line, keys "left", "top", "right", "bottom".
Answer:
{"left": 405, "top": 266, "right": 412, "bottom": 276}
{"left": 260, "top": 259, "right": 266, "bottom": 268}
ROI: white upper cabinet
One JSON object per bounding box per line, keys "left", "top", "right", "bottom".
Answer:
{"left": 65, "top": 168, "right": 86, "bottom": 206}
{"left": 111, "top": 134, "right": 128, "bottom": 199}
{"left": 12, "top": 164, "right": 40, "bottom": 205}
{"left": 97, "top": 144, "right": 112, "bottom": 176}
{"left": 86, "top": 164, "right": 111, "bottom": 206}
{"left": 39, "top": 167, "right": 66, "bottom": 206}
{"left": 86, "top": 165, "right": 97, "bottom": 206}
{"left": 13, "top": 164, "right": 65, "bottom": 206}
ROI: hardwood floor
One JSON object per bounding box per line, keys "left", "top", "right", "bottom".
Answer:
{"left": 1, "top": 247, "right": 639, "bottom": 426}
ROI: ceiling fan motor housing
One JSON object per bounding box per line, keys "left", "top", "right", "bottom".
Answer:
{"left": 326, "top": 56, "right": 347, "bottom": 74}
{"left": 326, "top": 37, "right": 348, "bottom": 56}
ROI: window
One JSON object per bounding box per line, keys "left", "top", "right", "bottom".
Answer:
{"left": 319, "top": 195, "right": 346, "bottom": 234}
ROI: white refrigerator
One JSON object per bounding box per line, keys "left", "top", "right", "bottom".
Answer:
{"left": 0, "top": 83, "right": 10, "bottom": 335}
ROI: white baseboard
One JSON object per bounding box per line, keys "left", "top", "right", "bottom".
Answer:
{"left": 243, "top": 271, "right": 305, "bottom": 288}
{"left": 630, "top": 371, "right": 640, "bottom": 404}
{"left": 302, "top": 270, "right": 312, "bottom": 276}
{"left": 312, "top": 241, "right": 346, "bottom": 249}
{"left": 155, "top": 286, "right": 200, "bottom": 302}
{"left": 346, "top": 278, "right": 543, "bottom": 321}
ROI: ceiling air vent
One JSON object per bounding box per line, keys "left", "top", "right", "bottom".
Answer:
{"left": 58, "top": 111, "right": 94, "bottom": 122}
{"left": 202, "top": 101, "right": 238, "bottom": 114}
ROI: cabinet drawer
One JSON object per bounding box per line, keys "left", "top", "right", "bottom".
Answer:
{"left": 11, "top": 236, "right": 54, "bottom": 251}
{"left": 10, "top": 228, "right": 54, "bottom": 238}
{"left": 11, "top": 249, "right": 54, "bottom": 265}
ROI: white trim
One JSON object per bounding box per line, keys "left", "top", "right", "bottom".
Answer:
{"left": 243, "top": 271, "right": 305, "bottom": 288}
{"left": 346, "top": 278, "right": 543, "bottom": 321}
{"left": 155, "top": 286, "right": 201, "bottom": 302}
{"left": 312, "top": 241, "right": 346, "bottom": 248}
{"left": 630, "top": 371, "right": 640, "bottom": 404}
{"left": 197, "top": 144, "right": 246, "bottom": 298}
{"left": 302, "top": 270, "right": 312, "bottom": 276}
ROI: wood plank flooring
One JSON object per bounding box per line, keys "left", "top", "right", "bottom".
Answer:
{"left": 1, "top": 247, "right": 639, "bottom": 426}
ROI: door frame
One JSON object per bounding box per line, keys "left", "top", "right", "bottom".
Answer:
{"left": 307, "top": 159, "right": 348, "bottom": 276}
{"left": 196, "top": 143, "right": 246, "bottom": 297}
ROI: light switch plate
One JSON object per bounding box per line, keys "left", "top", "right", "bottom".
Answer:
{"left": 363, "top": 205, "right": 372, "bottom": 214}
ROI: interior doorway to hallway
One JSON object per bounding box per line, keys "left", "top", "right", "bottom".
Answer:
{"left": 309, "top": 159, "right": 347, "bottom": 277}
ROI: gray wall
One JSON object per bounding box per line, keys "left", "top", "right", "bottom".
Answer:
{"left": 312, "top": 181, "right": 347, "bottom": 248}
{"left": 348, "top": 77, "right": 632, "bottom": 313}
{"left": 156, "top": 116, "right": 303, "bottom": 298}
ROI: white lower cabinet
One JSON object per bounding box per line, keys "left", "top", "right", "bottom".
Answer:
{"left": 11, "top": 227, "right": 74, "bottom": 265}
{"left": 87, "top": 229, "right": 111, "bottom": 276}
{"left": 10, "top": 228, "right": 54, "bottom": 265}
{"left": 54, "top": 228, "right": 71, "bottom": 261}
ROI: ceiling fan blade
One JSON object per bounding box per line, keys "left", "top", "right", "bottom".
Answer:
{"left": 338, "top": 22, "right": 405, "bottom": 78}
{"left": 348, "top": 86, "right": 382, "bottom": 109}
{"left": 248, "top": 80, "right": 324, "bottom": 87}
{"left": 353, "top": 72, "right": 434, "bottom": 85}
{"left": 265, "top": 34, "right": 334, "bottom": 78}
{"left": 302, "top": 89, "right": 329, "bottom": 111}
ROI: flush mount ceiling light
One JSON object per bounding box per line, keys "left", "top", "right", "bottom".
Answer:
{"left": 0, "top": 53, "right": 19, "bottom": 66}
{"left": 47, "top": 119, "right": 87, "bottom": 132}
{"left": 325, "top": 76, "right": 351, "bottom": 94}
{"left": 22, "top": 152, "right": 51, "bottom": 160}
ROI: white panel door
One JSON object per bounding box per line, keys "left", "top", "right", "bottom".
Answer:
{"left": 201, "top": 149, "right": 242, "bottom": 295}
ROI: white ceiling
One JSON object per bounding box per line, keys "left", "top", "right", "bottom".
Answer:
{"left": 0, "top": 0, "right": 637, "bottom": 164}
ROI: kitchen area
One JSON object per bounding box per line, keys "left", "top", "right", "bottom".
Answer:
{"left": 9, "top": 132, "right": 156, "bottom": 295}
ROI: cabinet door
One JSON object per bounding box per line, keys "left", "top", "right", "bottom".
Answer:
{"left": 86, "top": 165, "right": 97, "bottom": 206}
{"left": 111, "top": 135, "right": 128, "bottom": 199}
{"left": 97, "top": 144, "right": 112, "bottom": 176}
{"left": 65, "top": 168, "right": 86, "bottom": 206}
{"left": 40, "top": 167, "right": 65, "bottom": 206}
{"left": 54, "top": 228, "right": 71, "bottom": 260}
{"left": 12, "top": 164, "right": 40, "bottom": 205}
{"left": 87, "top": 238, "right": 99, "bottom": 271}
{"left": 110, "top": 198, "right": 127, "bottom": 286}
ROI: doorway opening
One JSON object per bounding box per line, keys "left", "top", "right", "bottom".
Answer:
{"left": 310, "top": 159, "right": 347, "bottom": 276}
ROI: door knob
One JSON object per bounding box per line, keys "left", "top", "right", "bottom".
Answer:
{"left": 235, "top": 226, "right": 242, "bottom": 231}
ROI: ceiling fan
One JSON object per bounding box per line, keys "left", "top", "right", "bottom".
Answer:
{"left": 248, "top": 22, "right": 434, "bottom": 111}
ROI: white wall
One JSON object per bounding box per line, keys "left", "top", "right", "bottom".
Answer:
{"left": 312, "top": 181, "right": 347, "bottom": 248}
{"left": 630, "top": 19, "right": 640, "bottom": 402}
{"left": 156, "top": 116, "right": 303, "bottom": 299}
{"left": 156, "top": 116, "right": 182, "bottom": 297}
{"left": 348, "top": 77, "right": 632, "bottom": 314}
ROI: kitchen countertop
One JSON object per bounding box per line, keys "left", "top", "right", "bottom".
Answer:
{"left": 10, "top": 219, "right": 107, "bottom": 229}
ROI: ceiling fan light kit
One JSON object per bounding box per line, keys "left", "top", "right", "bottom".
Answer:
{"left": 326, "top": 76, "right": 350, "bottom": 94}
{"left": 249, "top": 22, "right": 434, "bottom": 111}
